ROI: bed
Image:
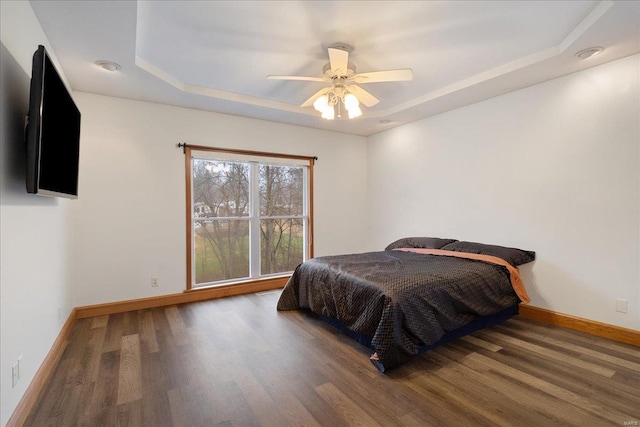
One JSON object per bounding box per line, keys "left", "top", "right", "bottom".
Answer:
{"left": 277, "top": 237, "right": 535, "bottom": 372}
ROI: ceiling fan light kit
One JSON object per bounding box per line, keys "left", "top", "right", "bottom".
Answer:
{"left": 268, "top": 45, "right": 413, "bottom": 120}
{"left": 312, "top": 86, "right": 362, "bottom": 120}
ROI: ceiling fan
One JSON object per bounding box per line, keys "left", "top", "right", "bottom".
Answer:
{"left": 268, "top": 45, "right": 413, "bottom": 120}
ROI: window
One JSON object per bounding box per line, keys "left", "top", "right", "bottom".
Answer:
{"left": 186, "top": 147, "right": 313, "bottom": 289}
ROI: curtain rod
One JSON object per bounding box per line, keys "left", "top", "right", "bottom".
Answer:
{"left": 177, "top": 143, "right": 317, "bottom": 163}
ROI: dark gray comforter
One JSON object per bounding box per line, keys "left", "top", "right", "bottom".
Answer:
{"left": 277, "top": 250, "right": 520, "bottom": 371}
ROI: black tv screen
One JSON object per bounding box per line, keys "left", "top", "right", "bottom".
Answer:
{"left": 26, "top": 45, "right": 81, "bottom": 199}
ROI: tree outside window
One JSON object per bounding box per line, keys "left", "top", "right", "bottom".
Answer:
{"left": 192, "top": 158, "right": 307, "bottom": 286}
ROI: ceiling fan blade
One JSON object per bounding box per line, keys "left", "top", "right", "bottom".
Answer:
{"left": 268, "top": 75, "right": 326, "bottom": 82}
{"left": 352, "top": 68, "right": 414, "bottom": 83}
{"left": 301, "top": 87, "right": 332, "bottom": 107}
{"left": 347, "top": 85, "right": 379, "bottom": 107}
{"left": 328, "top": 47, "right": 349, "bottom": 76}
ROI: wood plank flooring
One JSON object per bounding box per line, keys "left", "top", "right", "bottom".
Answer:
{"left": 24, "top": 291, "right": 640, "bottom": 426}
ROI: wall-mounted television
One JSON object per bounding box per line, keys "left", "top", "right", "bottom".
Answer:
{"left": 26, "top": 45, "right": 81, "bottom": 199}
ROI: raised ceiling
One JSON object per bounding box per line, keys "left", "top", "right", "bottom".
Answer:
{"left": 30, "top": 0, "right": 639, "bottom": 136}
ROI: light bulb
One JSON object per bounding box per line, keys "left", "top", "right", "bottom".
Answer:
{"left": 321, "top": 106, "right": 335, "bottom": 120}
{"left": 348, "top": 106, "right": 362, "bottom": 119}
{"left": 313, "top": 95, "right": 329, "bottom": 112}
{"left": 343, "top": 93, "right": 359, "bottom": 110}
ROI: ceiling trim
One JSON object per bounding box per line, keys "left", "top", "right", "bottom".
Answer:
{"left": 374, "top": 0, "right": 613, "bottom": 117}
{"left": 134, "top": 55, "right": 316, "bottom": 116}
{"left": 133, "top": 0, "right": 613, "bottom": 120}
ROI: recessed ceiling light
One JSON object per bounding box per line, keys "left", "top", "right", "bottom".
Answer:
{"left": 379, "top": 120, "right": 391, "bottom": 124}
{"left": 95, "top": 60, "right": 121, "bottom": 72}
{"left": 575, "top": 47, "right": 604, "bottom": 60}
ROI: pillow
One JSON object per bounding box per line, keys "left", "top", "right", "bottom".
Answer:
{"left": 385, "top": 237, "right": 458, "bottom": 251}
{"left": 440, "top": 241, "right": 535, "bottom": 266}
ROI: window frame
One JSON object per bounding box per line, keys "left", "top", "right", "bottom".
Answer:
{"left": 184, "top": 145, "right": 315, "bottom": 291}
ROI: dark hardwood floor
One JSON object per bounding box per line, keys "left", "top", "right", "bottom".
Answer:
{"left": 25, "top": 291, "right": 640, "bottom": 426}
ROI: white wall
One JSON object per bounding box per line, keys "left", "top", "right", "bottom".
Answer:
{"left": 69, "top": 93, "right": 368, "bottom": 306}
{"left": 367, "top": 54, "right": 640, "bottom": 330}
{"left": 0, "top": 2, "right": 74, "bottom": 425}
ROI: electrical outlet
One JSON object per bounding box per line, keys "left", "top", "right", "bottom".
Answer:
{"left": 616, "top": 299, "right": 628, "bottom": 313}
{"left": 151, "top": 277, "right": 159, "bottom": 287}
{"left": 12, "top": 362, "right": 18, "bottom": 388}
{"left": 17, "top": 356, "right": 22, "bottom": 380}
